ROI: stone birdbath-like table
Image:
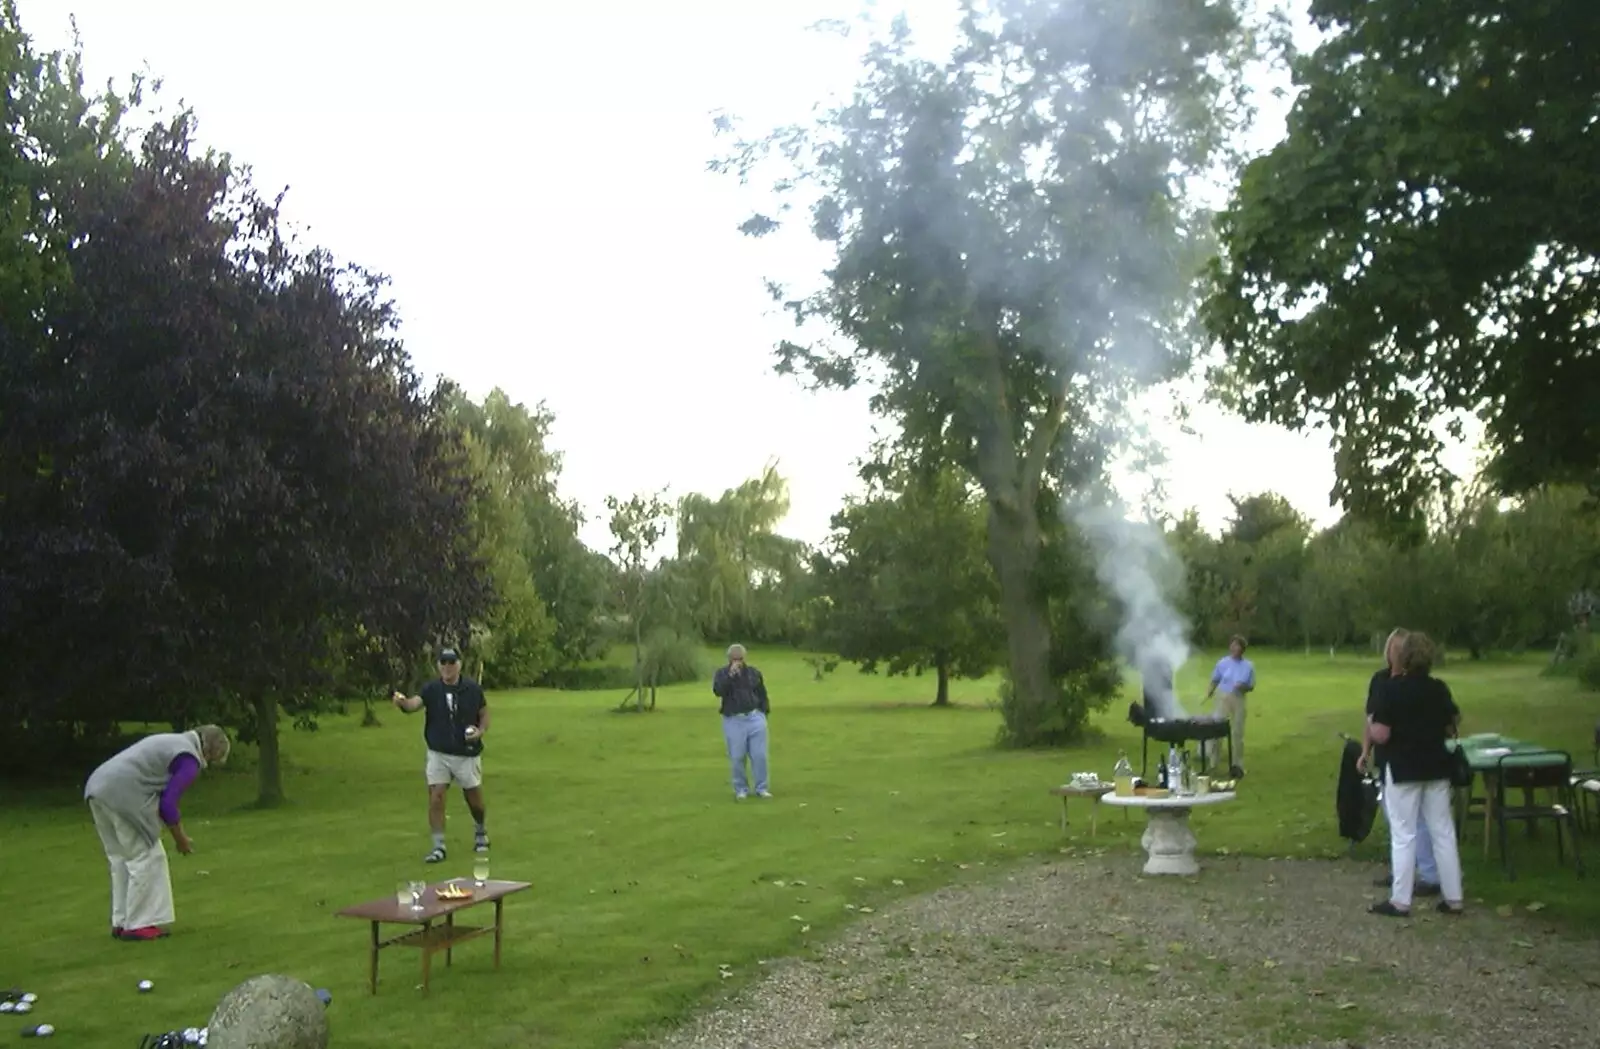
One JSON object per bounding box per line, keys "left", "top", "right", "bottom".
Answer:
{"left": 1100, "top": 791, "right": 1237, "bottom": 876}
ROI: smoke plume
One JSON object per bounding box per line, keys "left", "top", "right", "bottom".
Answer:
{"left": 1067, "top": 495, "right": 1191, "bottom": 720}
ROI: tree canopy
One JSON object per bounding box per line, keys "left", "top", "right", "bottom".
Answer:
{"left": 714, "top": 0, "right": 1269, "bottom": 743}
{"left": 1202, "top": 0, "right": 1600, "bottom": 523}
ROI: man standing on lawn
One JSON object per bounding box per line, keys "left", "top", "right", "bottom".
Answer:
{"left": 1204, "top": 634, "right": 1254, "bottom": 779}
{"left": 711, "top": 643, "right": 771, "bottom": 800}
{"left": 393, "top": 647, "right": 490, "bottom": 863}
{"left": 1360, "top": 627, "right": 1441, "bottom": 896}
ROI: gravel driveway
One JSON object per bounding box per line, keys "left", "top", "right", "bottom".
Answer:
{"left": 627, "top": 849, "right": 1600, "bottom": 1049}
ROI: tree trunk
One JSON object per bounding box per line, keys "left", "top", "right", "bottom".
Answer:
{"left": 253, "top": 693, "right": 285, "bottom": 807}
{"left": 988, "top": 501, "right": 1055, "bottom": 723}
{"left": 932, "top": 660, "right": 951, "bottom": 707}
{"left": 633, "top": 611, "right": 645, "bottom": 713}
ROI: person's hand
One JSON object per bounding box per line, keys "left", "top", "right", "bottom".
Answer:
{"left": 174, "top": 832, "right": 194, "bottom": 855}
{"left": 391, "top": 690, "right": 407, "bottom": 708}
{"left": 1355, "top": 752, "right": 1368, "bottom": 775}
{"left": 464, "top": 725, "right": 481, "bottom": 741}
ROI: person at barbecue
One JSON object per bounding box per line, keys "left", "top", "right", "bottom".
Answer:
{"left": 1359, "top": 627, "right": 1440, "bottom": 897}
{"left": 1366, "top": 631, "right": 1465, "bottom": 917}
{"left": 1203, "top": 635, "right": 1253, "bottom": 779}
{"left": 393, "top": 647, "right": 490, "bottom": 863}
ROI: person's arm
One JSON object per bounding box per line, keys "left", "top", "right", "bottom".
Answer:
{"left": 391, "top": 689, "right": 423, "bottom": 712}
{"left": 711, "top": 667, "right": 729, "bottom": 697}
{"left": 1368, "top": 692, "right": 1394, "bottom": 746}
{"left": 160, "top": 754, "right": 201, "bottom": 854}
{"left": 1240, "top": 662, "right": 1256, "bottom": 694}
{"left": 472, "top": 694, "right": 490, "bottom": 738}
{"left": 754, "top": 670, "right": 770, "bottom": 715}
{"left": 1206, "top": 661, "right": 1221, "bottom": 699}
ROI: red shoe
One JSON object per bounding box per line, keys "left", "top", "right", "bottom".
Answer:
{"left": 112, "top": 926, "right": 122, "bottom": 939}
{"left": 118, "top": 926, "right": 170, "bottom": 941}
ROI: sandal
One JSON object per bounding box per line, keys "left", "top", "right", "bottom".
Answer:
{"left": 424, "top": 846, "right": 447, "bottom": 864}
{"left": 1369, "top": 900, "right": 1411, "bottom": 918}
{"left": 1436, "top": 901, "right": 1465, "bottom": 915}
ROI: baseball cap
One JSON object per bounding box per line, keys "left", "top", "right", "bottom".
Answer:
{"left": 438, "top": 648, "right": 460, "bottom": 664}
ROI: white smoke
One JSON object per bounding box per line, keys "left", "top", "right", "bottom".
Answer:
{"left": 1067, "top": 495, "right": 1191, "bottom": 720}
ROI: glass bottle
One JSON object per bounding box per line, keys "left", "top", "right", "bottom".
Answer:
{"left": 1113, "top": 751, "right": 1134, "bottom": 796}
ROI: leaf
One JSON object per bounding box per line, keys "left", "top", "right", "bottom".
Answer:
{"left": 1496, "top": 904, "right": 1514, "bottom": 918}
{"left": 1143, "top": 963, "right": 1162, "bottom": 972}
{"left": 1339, "top": 955, "right": 1360, "bottom": 964}
{"left": 1337, "top": 1002, "right": 1357, "bottom": 1011}
{"left": 892, "top": 879, "right": 906, "bottom": 887}
{"left": 772, "top": 880, "right": 787, "bottom": 888}
{"left": 790, "top": 915, "right": 807, "bottom": 922}
{"left": 1525, "top": 901, "right": 1546, "bottom": 912}
{"left": 1263, "top": 960, "right": 1278, "bottom": 969}
{"left": 1513, "top": 939, "right": 1535, "bottom": 949}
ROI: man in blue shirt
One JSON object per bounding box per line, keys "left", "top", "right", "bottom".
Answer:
{"left": 1205, "top": 635, "right": 1254, "bottom": 778}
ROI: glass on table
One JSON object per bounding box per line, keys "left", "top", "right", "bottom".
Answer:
{"left": 473, "top": 856, "right": 489, "bottom": 886}
{"left": 408, "top": 880, "right": 427, "bottom": 911}
{"left": 396, "top": 881, "right": 412, "bottom": 908}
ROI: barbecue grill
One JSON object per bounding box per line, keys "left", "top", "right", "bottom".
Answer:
{"left": 1132, "top": 666, "right": 1233, "bottom": 779}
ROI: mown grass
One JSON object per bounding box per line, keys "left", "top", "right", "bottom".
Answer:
{"left": 1, "top": 647, "right": 1593, "bottom": 1048}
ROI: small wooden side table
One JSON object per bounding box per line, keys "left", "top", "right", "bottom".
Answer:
{"left": 1049, "top": 783, "right": 1116, "bottom": 837}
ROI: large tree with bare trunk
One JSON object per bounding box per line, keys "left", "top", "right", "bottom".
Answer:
{"left": 712, "top": 0, "right": 1271, "bottom": 743}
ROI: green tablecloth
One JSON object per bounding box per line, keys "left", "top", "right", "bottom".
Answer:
{"left": 1451, "top": 734, "right": 1569, "bottom": 772}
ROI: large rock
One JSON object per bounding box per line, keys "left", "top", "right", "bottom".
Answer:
{"left": 207, "top": 975, "right": 329, "bottom": 1049}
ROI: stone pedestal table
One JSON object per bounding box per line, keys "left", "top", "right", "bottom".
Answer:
{"left": 1099, "top": 791, "right": 1237, "bottom": 876}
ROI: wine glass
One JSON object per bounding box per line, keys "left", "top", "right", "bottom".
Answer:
{"left": 408, "top": 880, "right": 426, "bottom": 911}
{"left": 472, "top": 856, "right": 489, "bottom": 887}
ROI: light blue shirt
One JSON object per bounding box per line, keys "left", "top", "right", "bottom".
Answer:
{"left": 1211, "top": 655, "right": 1256, "bottom": 695}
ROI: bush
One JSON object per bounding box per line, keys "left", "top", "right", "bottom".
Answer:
{"left": 995, "top": 662, "right": 1122, "bottom": 748}
{"left": 640, "top": 627, "right": 706, "bottom": 687}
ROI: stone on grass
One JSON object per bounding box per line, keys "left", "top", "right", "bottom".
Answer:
{"left": 206, "top": 975, "right": 329, "bottom": 1049}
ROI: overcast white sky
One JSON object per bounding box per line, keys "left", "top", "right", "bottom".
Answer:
{"left": 22, "top": 0, "right": 1478, "bottom": 552}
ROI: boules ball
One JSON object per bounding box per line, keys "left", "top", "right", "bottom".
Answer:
{"left": 0, "top": 1003, "right": 14, "bottom": 1013}
{"left": 23, "top": 1023, "right": 55, "bottom": 1038}
{"left": 139, "top": 980, "right": 155, "bottom": 993}
{"left": 15, "top": 1002, "right": 32, "bottom": 1014}
{"left": 20, "top": 994, "right": 36, "bottom": 1004}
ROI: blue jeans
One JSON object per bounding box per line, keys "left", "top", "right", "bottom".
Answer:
{"left": 722, "top": 712, "right": 769, "bottom": 795}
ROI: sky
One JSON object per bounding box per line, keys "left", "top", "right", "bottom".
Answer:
{"left": 21, "top": 0, "right": 1480, "bottom": 553}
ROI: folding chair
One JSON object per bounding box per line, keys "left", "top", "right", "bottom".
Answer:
{"left": 1496, "top": 751, "right": 1585, "bottom": 880}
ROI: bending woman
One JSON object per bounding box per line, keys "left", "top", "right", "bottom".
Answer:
{"left": 1367, "top": 633, "right": 1465, "bottom": 917}
{"left": 84, "top": 725, "right": 231, "bottom": 940}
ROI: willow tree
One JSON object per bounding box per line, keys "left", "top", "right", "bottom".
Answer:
{"left": 713, "top": 0, "right": 1270, "bottom": 743}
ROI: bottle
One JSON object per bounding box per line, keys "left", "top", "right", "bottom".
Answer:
{"left": 1179, "top": 749, "right": 1193, "bottom": 795}
{"left": 1167, "top": 744, "right": 1179, "bottom": 791}
{"left": 1113, "top": 752, "right": 1134, "bottom": 797}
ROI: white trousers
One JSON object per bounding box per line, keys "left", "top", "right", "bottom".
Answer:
{"left": 1383, "top": 769, "right": 1464, "bottom": 908}
{"left": 89, "top": 797, "right": 176, "bottom": 930}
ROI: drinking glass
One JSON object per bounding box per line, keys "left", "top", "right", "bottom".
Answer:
{"left": 472, "top": 857, "right": 489, "bottom": 886}
{"left": 408, "top": 880, "right": 427, "bottom": 911}
{"left": 396, "top": 882, "right": 412, "bottom": 908}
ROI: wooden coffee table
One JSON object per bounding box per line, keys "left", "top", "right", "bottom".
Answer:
{"left": 336, "top": 878, "right": 531, "bottom": 995}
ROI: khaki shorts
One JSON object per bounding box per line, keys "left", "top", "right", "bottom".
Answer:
{"left": 425, "top": 750, "right": 483, "bottom": 789}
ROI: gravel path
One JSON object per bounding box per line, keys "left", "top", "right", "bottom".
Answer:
{"left": 626, "top": 849, "right": 1600, "bottom": 1049}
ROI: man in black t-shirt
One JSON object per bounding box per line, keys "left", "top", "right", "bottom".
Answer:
{"left": 393, "top": 647, "right": 490, "bottom": 864}
{"left": 1359, "top": 628, "right": 1439, "bottom": 894}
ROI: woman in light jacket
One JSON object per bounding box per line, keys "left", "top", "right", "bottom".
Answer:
{"left": 83, "top": 725, "right": 231, "bottom": 940}
{"left": 1367, "top": 632, "right": 1465, "bottom": 916}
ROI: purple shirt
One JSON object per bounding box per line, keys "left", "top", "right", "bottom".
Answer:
{"left": 159, "top": 753, "right": 202, "bottom": 826}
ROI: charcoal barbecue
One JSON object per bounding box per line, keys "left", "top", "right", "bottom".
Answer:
{"left": 1128, "top": 664, "right": 1232, "bottom": 779}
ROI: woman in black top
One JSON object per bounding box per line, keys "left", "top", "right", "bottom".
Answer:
{"left": 1367, "top": 632, "right": 1465, "bottom": 916}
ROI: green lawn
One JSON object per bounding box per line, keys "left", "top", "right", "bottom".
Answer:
{"left": 3, "top": 648, "right": 1594, "bottom": 1048}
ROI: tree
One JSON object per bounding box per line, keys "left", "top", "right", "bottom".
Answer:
{"left": 816, "top": 458, "right": 1004, "bottom": 706}
{"left": 1202, "top": 0, "right": 1600, "bottom": 524}
{"left": 2, "top": 101, "right": 493, "bottom": 802}
{"left": 713, "top": 0, "right": 1269, "bottom": 743}
{"left": 605, "top": 490, "right": 674, "bottom": 713}
{"left": 674, "top": 464, "right": 812, "bottom": 644}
